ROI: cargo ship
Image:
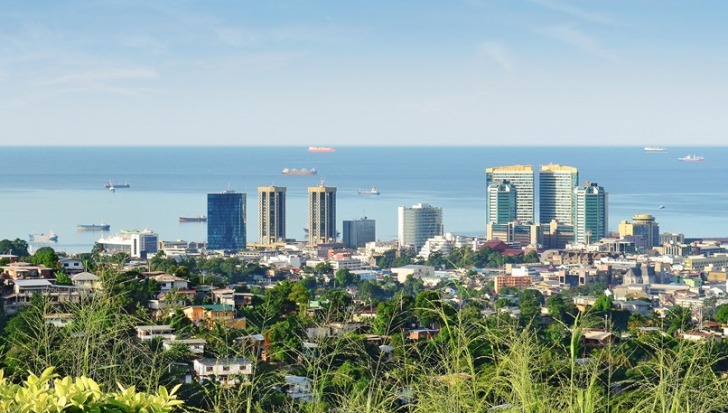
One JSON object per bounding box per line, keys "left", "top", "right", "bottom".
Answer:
{"left": 644, "top": 146, "right": 667, "bottom": 152}
{"left": 358, "top": 186, "right": 380, "bottom": 196}
{"left": 29, "top": 231, "right": 58, "bottom": 242}
{"left": 179, "top": 215, "right": 207, "bottom": 223}
{"left": 76, "top": 223, "right": 111, "bottom": 231}
{"left": 678, "top": 154, "right": 704, "bottom": 162}
{"left": 282, "top": 168, "right": 317, "bottom": 176}
{"left": 308, "top": 147, "right": 335, "bottom": 153}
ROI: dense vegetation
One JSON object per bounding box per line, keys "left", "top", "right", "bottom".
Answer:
{"left": 1, "top": 241, "right": 727, "bottom": 412}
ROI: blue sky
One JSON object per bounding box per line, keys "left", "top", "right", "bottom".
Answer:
{"left": 1, "top": 0, "right": 727, "bottom": 146}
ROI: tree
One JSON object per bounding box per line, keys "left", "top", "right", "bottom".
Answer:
{"left": 335, "top": 268, "right": 357, "bottom": 287}
{"left": 715, "top": 304, "right": 728, "bottom": 323}
{"left": 0, "top": 238, "right": 30, "bottom": 258}
{"left": 30, "top": 246, "right": 59, "bottom": 268}
{"left": 288, "top": 281, "right": 311, "bottom": 311}
{"left": 314, "top": 262, "right": 333, "bottom": 275}
{"left": 592, "top": 295, "right": 613, "bottom": 312}
{"left": 415, "top": 290, "right": 442, "bottom": 327}
{"left": 665, "top": 305, "right": 693, "bottom": 334}
{"left": 54, "top": 270, "right": 72, "bottom": 286}
{"left": 518, "top": 289, "right": 544, "bottom": 325}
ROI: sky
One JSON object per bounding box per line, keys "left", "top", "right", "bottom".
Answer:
{"left": 1, "top": 0, "right": 728, "bottom": 146}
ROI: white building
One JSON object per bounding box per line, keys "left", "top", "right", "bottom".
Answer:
{"left": 398, "top": 203, "right": 444, "bottom": 251}
{"left": 391, "top": 265, "right": 436, "bottom": 284}
{"left": 98, "top": 229, "right": 158, "bottom": 259}
{"left": 193, "top": 358, "right": 253, "bottom": 385}
{"left": 135, "top": 325, "right": 176, "bottom": 341}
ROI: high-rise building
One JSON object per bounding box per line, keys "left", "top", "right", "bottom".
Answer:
{"left": 342, "top": 217, "right": 376, "bottom": 249}
{"left": 207, "top": 190, "right": 246, "bottom": 250}
{"left": 308, "top": 182, "right": 336, "bottom": 245}
{"left": 619, "top": 214, "right": 660, "bottom": 251}
{"left": 486, "top": 180, "right": 517, "bottom": 224}
{"left": 573, "top": 182, "right": 607, "bottom": 244}
{"left": 398, "top": 203, "right": 444, "bottom": 251}
{"left": 540, "top": 164, "right": 578, "bottom": 225}
{"left": 485, "top": 165, "right": 534, "bottom": 223}
{"left": 258, "top": 186, "right": 286, "bottom": 245}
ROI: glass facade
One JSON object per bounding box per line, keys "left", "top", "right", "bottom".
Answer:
{"left": 342, "top": 218, "right": 376, "bottom": 248}
{"left": 207, "top": 191, "right": 246, "bottom": 250}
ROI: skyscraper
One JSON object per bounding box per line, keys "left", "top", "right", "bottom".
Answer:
{"left": 573, "top": 182, "right": 607, "bottom": 244}
{"left": 342, "top": 217, "right": 376, "bottom": 248}
{"left": 258, "top": 186, "right": 286, "bottom": 245}
{"left": 308, "top": 181, "right": 336, "bottom": 245}
{"left": 398, "top": 203, "right": 444, "bottom": 251}
{"left": 486, "top": 180, "right": 517, "bottom": 224}
{"left": 485, "top": 165, "right": 534, "bottom": 223}
{"left": 540, "top": 164, "right": 578, "bottom": 225}
{"left": 207, "top": 190, "right": 246, "bottom": 250}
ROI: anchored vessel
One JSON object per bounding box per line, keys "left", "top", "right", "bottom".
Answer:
{"left": 644, "top": 146, "right": 667, "bottom": 152}
{"left": 308, "top": 147, "right": 335, "bottom": 153}
{"left": 76, "top": 223, "right": 111, "bottom": 231}
{"left": 29, "top": 231, "right": 58, "bottom": 242}
{"left": 358, "top": 186, "right": 381, "bottom": 195}
{"left": 179, "top": 215, "right": 207, "bottom": 223}
{"left": 282, "top": 168, "right": 317, "bottom": 176}
{"left": 678, "top": 154, "right": 704, "bottom": 162}
{"left": 105, "top": 181, "right": 130, "bottom": 189}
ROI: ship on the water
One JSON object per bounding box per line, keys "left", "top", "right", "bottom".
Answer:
{"left": 308, "top": 147, "right": 335, "bottom": 153}
{"left": 179, "top": 215, "right": 207, "bottom": 223}
{"left": 678, "top": 154, "right": 705, "bottom": 162}
{"left": 76, "top": 223, "right": 111, "bottom": 231}
{"left": 105, "top": 181, "right": 131, "bottom": 189}
{"left": 358, "top": 186, "right": 380, "bottom": 196}
{"left": 644, "top": 146, "right": 667, "bottom": 152}
{"left": 29, "top": 231, "right": 58, "bottom": 242}
{"left": 282, "top": 168, "right": 317, "bottom": 176}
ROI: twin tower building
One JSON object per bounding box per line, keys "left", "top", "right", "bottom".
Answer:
{"left": 207, "top": 182, "right": 341, "bottom": 251}
{"left": 486, "top": 164, "right": 607, "bottom": 247}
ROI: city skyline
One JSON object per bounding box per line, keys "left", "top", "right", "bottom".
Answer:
{"left": 2, "top": 1, "right": 728, "bottom": 146}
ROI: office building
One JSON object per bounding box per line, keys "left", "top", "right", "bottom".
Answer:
{"left": 540, "top": 164, "right": 578, "bottom": 225}
{"left": 486, "top": 222, "right": 541, "bottom": 246}
{"left": 486, "top": 180, "right": 517, "bottom": 224}
{"left": 207, "top": 190, "right": 246, "bottom": 250}
{"left": 485, "top": 165, "right": 534, "bottom": 223}
{"left": 308, "top": 182, "right": 337, "bottom": 245}
{"left": 342, "top": 217, "right": 376, "bottom": 249}
{"left": 618, "top": 214, "right": 660, "bottom": 251}
{"left": 258, "top": 186, "right": 286, "bottom": 245}
{"left": 398, "top": 203, "right": 444, "bottom": 251}
{"left": 573, "top": 182, "right": 608, "bottom": 244}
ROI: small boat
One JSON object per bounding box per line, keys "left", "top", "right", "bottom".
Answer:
{"left": 358, "top": 186, "right": 381, "bottom": 196}
{"left": 179, "top": 215, "right": 207, "bottom": 223}
{"left": 678, "top": 154, "right": 704, "bottom": 162}
{"left": 658, "top": 205, "right": 665, "bottom": 209}
{"left": 644, "top": 146, "right": 667, "bottom": 152}
{"left": 308, "top": 147, "right": 336, "bottom": 153}
{"left": 282, "top": 168, "right": 317, "bottom": 176}
{"left": 105, "top": 180, "right": 130, "bottom": 189}
{"left": 76, "top": 223, "right": 111, "bottom": 231}
{"left": 29, "top": 231, "right": 58, "bottom": 242}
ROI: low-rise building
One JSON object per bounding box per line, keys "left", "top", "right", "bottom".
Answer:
{"left": 163, "top": 338, "right": 207, "bottom": 355}
{"left": 193, "top": 358, "right": 253, "bottom": 385}
{"left": 135, "top": 325, "right": 176, "bottom": 341}
{"left": 391, "top": 265, "right": 435, "bottom": 284}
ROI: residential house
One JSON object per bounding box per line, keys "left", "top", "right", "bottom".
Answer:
{"left": 59, "top": 258, "right": 85, "bottom": 275}
{"left": 163, "top": 338, "right": 207, "bottom": 355}
{"left": 193, "top": 358, "right": 253, "bottom": 385}
{"left": 71, "top": 272, "right": 101, "bottom": 290}
{"left": 135, "top": 325, "right": 176, "bottom": 341}
{"left": 1, "top": 262, "right": 54, "bottom": 280}
{"left": 284, "top": 375, "right": 314, "bottom": 402}
{"left": 182, "top": 305, "right": 245, "bottom": 329}
{"left": 152, "top": 274, "right": 189, "bottom": 292}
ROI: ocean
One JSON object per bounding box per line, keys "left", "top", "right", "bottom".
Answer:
{"left": 0, "top": 146, "right": 725, "bottom": 254}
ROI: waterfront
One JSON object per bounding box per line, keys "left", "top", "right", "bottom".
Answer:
{"left": 1, "top": 146, "right": 727, "bottom": 253}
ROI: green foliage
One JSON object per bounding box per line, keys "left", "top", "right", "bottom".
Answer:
{"left": 592, "top": 295, "right": 613, "bottom": 312}
{"left": 715, "top": 304, "right": 728, "bottom": 323}
{"left": 0, "top": 238, "right": 30, "bottom": 257}
{"left": 334, "top": 268, "right": 358, "bottom": 287}
{"left": 31, "top": 246, "right": 59, "bottom": 268}
{"left": 54, "top": 270, "right": 73, "bottom": 286}
{"left": 0, "top": 367, "right": 183, "bottom": 412}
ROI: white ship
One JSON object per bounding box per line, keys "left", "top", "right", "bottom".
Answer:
{"left": 644, "top": 146, "right": 667, "bottom": 152}
{"left": 678, "top": 154, "right": 704, "bottom": 162}
{"left": 358, "top": 186, "right": 380, "bottom": 195}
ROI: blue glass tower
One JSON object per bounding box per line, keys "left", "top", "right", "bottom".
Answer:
{"left": 207, "top": 190, "right": 246, "bottom": 250}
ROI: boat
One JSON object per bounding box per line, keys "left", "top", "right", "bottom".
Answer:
{"left": 179, "top": 215, "right": 207, "bottom": 223}
{"left": 678, "top": 154, "right": 704, "bottom": 162}
{"left": 76, "top": 223, "right": 111, "bottom": 231}
{"left": 358, "top": 186, "right": 381, "bottom": 196}
{"left": 659, "top": 205, "right": 665, "bottom": 209}
{"left": 644, "top": 146, "right": 667, "bottom": 152}
{"left": 282, "top": 168, "right": 317, "bottom": 176}
{"left": 105, "top": 180, "right": 130, "bottom": 189}
{"left": 308, "top": 147, "right": 336, "bottom": 153}
{"left": 29, "top": 231, "right": 58, "bottom": 242}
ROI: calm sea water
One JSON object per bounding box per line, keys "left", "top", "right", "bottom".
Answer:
{"left": 0, "top": 146, "right": 726, "bottom": 254}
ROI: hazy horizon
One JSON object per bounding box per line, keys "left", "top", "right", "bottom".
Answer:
{"left": 2, "top": 1, "right": 727, "bottom": 146}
